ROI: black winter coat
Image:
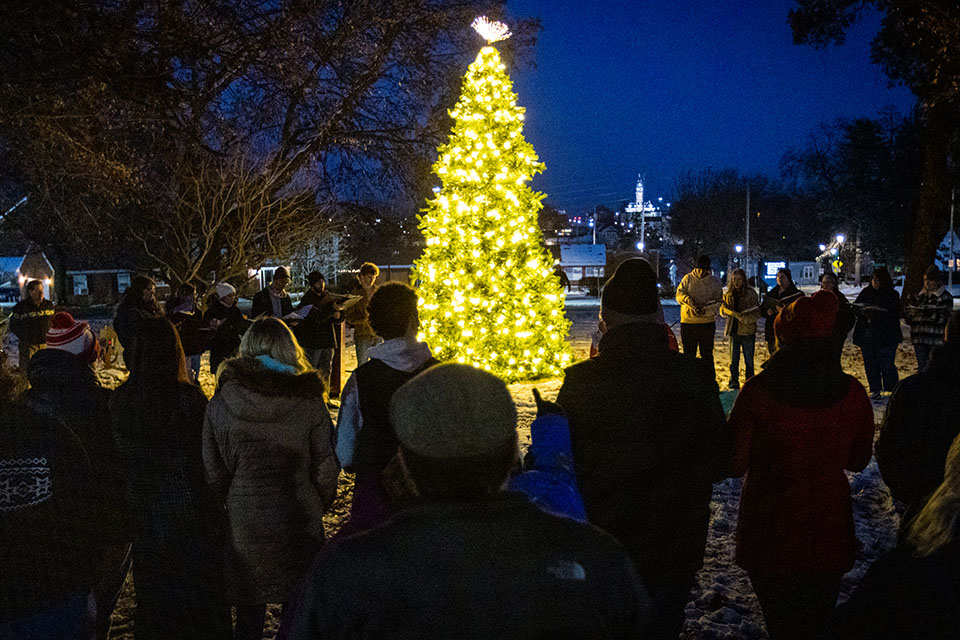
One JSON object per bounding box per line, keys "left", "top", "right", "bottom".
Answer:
{"left": 876, "top": 341, "right": 960, "bottom": 520}
{"left": 282, "top": 494, "right": 649, "bottom": 639}
{"left": 9, "top": 298, "right": 55, "bottom": 346}
{"left": 110, "top": 380, "right": 231, "bottom": 638}
{"left": 852, "top": 285, "right": 902, "bottom": 347}
{"left": 555, "top": 321, "right": 729, "bottom": 584}
{"left": 25, "top": 348, "right": 130, "bottom": 537}
{"left": 294, "top": 288, "right": 341, "bottom": 350}
{"left": 0, "top": 404, "right": 101, "bottom": 621}
{"left": 250, "top": 287, "right": 293, "bottom": 319}
{"left": 113, "top": 302, "right": 163, "bottom": 364}
{"left": 760, "top": 283, "right": 804, "bottom": 346}
{"left": 204, "top": 297, "right": 249, "bottom": 374}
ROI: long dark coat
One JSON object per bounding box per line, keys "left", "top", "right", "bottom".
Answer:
{"left": 556, "top": 321, "right": 729, "bottom": 584}
{"left": 111, "top": 380, "right": 231, "bottom": 639}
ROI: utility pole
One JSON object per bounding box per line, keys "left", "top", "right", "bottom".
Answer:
{"left": 745, "top": 185, "right": 751, "bottom": 279}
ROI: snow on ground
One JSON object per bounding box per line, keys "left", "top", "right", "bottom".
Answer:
{"left": 3, "top": 295, "right": 915, "bottom": 639}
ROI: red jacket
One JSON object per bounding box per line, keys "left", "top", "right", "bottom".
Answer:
{"left": 727, "top": 343, "right": 874, "bottom": 578}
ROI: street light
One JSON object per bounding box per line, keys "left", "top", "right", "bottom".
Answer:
{"left": 637, "top": 241, "right": 645, "bottom": 251}
{"left": 836, "top": 234, "right": 846, "bottom": 244}
{"left": 819, "top": 244, "right": 827, "bottom": 251}
{"left": 735, "top": 244, "right": 743, "bottom": 253}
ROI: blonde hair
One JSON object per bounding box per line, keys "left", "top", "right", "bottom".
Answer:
{"left": 239, "top": 317, "right": 312, "bottom": 373}
{"left": 906, "top": 433, "right": 960, "bottom": 557}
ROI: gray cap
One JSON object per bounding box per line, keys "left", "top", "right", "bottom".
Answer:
{"left": 390, "top": 363, "right": 517, "bottom": 458}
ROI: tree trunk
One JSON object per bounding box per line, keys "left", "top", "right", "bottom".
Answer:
{"left": 904, "top": 100, "right": 954, "bottom": 298}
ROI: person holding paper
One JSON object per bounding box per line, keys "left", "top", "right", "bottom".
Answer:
{"left": 295, "top": 271, "right": 343, "bottom": 388}
{"left": 676, "top": 254, "right": 723, "bottom": 374}
{"left": 250, "top": 266, "right": 293, "bottom": 319}
{"left": 903, "top": 265, "right": 953, "bottom": 372}
{"left": 721, "top": 268, "right": 760, "bottom": 389}
{"left": 853, "top": 267, "right": 902, "bottom": 399}
{"left": 760, "top": 267, "right": 804, "bottom": 354}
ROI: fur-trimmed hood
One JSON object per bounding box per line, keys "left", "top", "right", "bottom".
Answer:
{"left": 214, "top": 356, "right": 325, "bottom": 423}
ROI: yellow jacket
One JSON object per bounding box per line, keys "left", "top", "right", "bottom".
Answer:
{"left": 676, "top": 269, "right": 724, "bottom": 324}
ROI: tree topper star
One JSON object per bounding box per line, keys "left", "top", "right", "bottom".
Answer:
{"left": 472, "top": 16, "right": 511, "bottom": 43}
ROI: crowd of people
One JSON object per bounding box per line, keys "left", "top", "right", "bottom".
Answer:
{"left": 675, "top": 258, "right": 954, "bottom": 399}
{"left": 1, "top": 257, "right": 958, "bottom": 639}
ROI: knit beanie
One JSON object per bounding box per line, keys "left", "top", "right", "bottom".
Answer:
{"left": 601, "top": 258, "right": 660, "bottom": 316}
{"left": 390, "top": 363, "right": 517, "bottom": 459}
{"left": 215, "top": 282, "right": 236, "bottom": 300}
{"left": 775, "top": 290, "right": 838, "bottom": 346}
{"left": 46, "top": 312, "right": 100, "bottom": 363}
{"left": 307, "top": 271, "right": 325, "bottom": 286}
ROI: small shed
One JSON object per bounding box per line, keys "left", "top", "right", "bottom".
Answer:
{"left": 0, "top": 250, "right": 55, "bottom": 301}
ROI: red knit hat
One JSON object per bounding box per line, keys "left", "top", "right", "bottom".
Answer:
{"left": 46, "top": 312, "right": 100, "bottom": 363}
{"left": 774, "top": 291, "right": 838, "bottom": 346}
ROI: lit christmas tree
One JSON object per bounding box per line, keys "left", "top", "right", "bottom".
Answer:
{"left": 413, "top": 17, "right": 571, "bottom": 382}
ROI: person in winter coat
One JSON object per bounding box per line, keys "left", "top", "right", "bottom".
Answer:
{"left": 336, "top": 282, "right": 438, "bottom": 536}
{"left": 760, "top": 267, "right": 804, "bottom": 354}
{"left": 110, "top": 317, "right": 231, "bottom": 640}
{"left": 853, "top": 267, "right": 903, "bottom": 398}
{"left": 903, "top": 264, "right": 953, "bottom": 372}
{"left": 203, "top": 282, "right": 250, "bottom": 376}
{"left": 25, "top": 313, "right": 131, "bottom": 640}
{"left": 0, "top": 365, "right": 103, "bottom": 640}
{"left": 112, "top": 275, "right": 163, "bottom": 369}
{"left": 506, "top": 389, "right": 587, "bottom": 522}
{"left": 875, "top": 310, "right": 960, "bottom": 526}
{"left": 342, "top": 262, "right": 380, "bottom": 365}
{"left": 726, "top": 291, "right": 875, "bottom": 640}
{"left": 675, "top": 254, "right": 724, "bottom": 372}
{"left": 9, "top": 279, "right": 55, "bottom": 367}
{"left": 819, "top": 271, "right": 855, "bottom": 354}
{"left": 250, "top": 266, "right": 294, "bottom": 320}
{"left": 557, "top": 258, "right": 728, "bottom": 640}
{"left": 838, "top": 431, "right": 960, "bottom": 639}
{"left": 166, "top": 282, "right": 207, "bottom": 381}
{"left": 203, "top": 317, "right": 339, "bottom": 640}
{"left": 294, "top": 271, "right": 343, "bottom": 388}
{"left": 282, "top": 363, "right": 650, "bottom": 640}
{"left": 720, "top": 268, "right": 760, "bottom": 389}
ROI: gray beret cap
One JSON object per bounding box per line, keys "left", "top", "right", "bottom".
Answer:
{"left": 390, "top": 363, "right": 517, "bottom": 458}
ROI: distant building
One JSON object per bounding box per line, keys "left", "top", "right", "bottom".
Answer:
{"left": 0, "top": 249, "right": 54, "bottom": 302}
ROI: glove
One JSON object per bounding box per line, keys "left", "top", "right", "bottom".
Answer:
{"left": 532, "top": 388, "right": 564, "bottom": 417}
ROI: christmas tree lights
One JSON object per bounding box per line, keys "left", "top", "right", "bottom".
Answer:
{"left": 413, "top": 18, "right": 571, "bottom": 382}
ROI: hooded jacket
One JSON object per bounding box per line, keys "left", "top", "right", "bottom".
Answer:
{"left": 676, "top": 268, "right": 724, "bottom": 324}
{"left": 203, "top": 357, "right": 338, "bottom": 604}
{"left": 727, "top": 340, "right": 875, "bottom": 578}
{"left": 556, "top": 321, "right": 728, "bottom": 583}
{"left": 876, "top": 341, "right": 960, "bottom": 520}
{"left": 335, "top": 337, "right": 436, "bottom": 471}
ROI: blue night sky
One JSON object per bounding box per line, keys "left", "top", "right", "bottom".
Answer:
{"left": 505, "top": 0, "right": 916, "bottom": 213}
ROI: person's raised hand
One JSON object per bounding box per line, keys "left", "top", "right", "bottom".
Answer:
{"left": 532, "top": 388, "right": 564, "bottom": 417}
